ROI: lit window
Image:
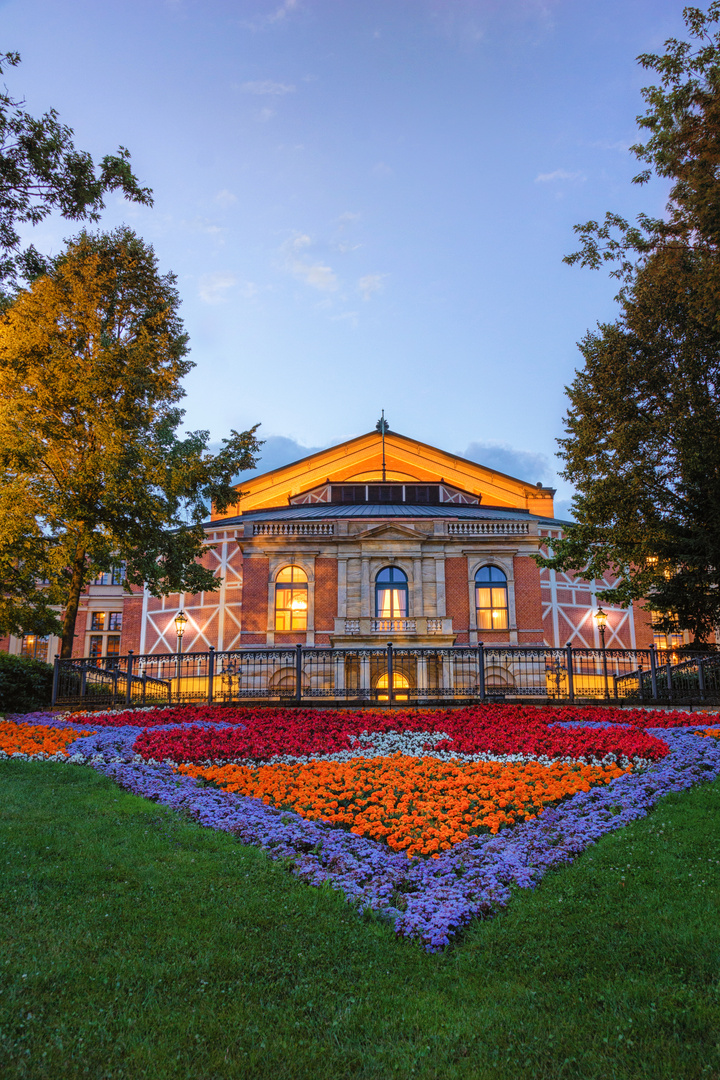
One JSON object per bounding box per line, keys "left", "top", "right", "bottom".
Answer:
{"left": 93, "top": 566, "right": 126, "bottom": 586}
{"left": 275, "top": 566, "right": 308, "bottom": 631}
{"left": 106, "top": 636, "right": 121, "bottom": 656}
{"left": 475, "top": 566, "right": 509, "bottom": 630}
{"left": 375, "top": 566, "right": 408, "bottom": 618}
{"left": 108, "top": 612, "right": 122, "bottom": 631}
{"left": 20, "top": 635, "right": 49, "bottom": 662}
{"left": 90, "top": 612, "right": 106, "bottom": 631}
{"left": 651, "top": 612, "right": 684, "bottom": 651}
{"left": 89, "top": 636, "right": 103, "bottom": 659}
{"left": 376, "top": 670, "right": 410, "bottom": 701}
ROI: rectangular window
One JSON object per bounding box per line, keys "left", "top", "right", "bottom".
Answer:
{"left": 108, "top": 612, "right": 122, "bottom": 631}
{"left": 106, "top": 636, "right": 121, "bottom": 656}
{"left": 274, "top": 588, "right": 308, "bottom": 631}
{"left": 93, "top": 565, "right": 126, "bottom": 586}
{"left": 476, "top": 587, "right": 509, "bottom": 630}
{"left": 89, "top": 636, "right": 103, "bottom": 659}
{"left": 367, "top": 485, "right": 403, "bottom": 503}
{"left": 90, "top": 612, "right": 106, "bottom": 631}
{"left": 20, "top": 635, "right": 49, "bottom": 662}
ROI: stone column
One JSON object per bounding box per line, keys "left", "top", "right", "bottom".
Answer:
{"left": 360, "top": 557, "right": 371, "bottom": 618}
{"left": 337, "top": 556, "right": 348, "bottom": 619}
{"left": 413, "top": 557, "right": 423, "bottom": 617}
{"left": 435, "top": 558, "right": 446, "bottom": 617}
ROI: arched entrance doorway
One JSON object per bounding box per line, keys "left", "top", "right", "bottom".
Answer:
{"left": 375, "top": 670, "right": 410, "bottom": 702}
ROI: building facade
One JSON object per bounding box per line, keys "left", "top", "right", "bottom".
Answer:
{"left": 2, "top": 429, "right": 664, "bottom": 665}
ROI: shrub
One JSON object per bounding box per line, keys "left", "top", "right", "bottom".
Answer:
{"left": 0, "top": 653, "right": 54, "bottom": 713}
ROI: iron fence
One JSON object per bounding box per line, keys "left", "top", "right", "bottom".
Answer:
{"left": 51, "top": 643, "right": 720, "bottom": 710}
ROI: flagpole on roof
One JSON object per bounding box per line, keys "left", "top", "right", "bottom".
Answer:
{"left": 375, "top": 410, "right": 389, "bottom": 482}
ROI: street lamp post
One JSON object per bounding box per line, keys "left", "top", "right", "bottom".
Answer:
{"left": 174, "top": 610, "right": 187, "bottom": 696}
{"left": 594, "top": 607, "right": 610, "bottom": 700}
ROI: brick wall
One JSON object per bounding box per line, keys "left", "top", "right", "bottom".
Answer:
{"left": 314, "top": 557, "right": 338, "bottom": 645}
{"left": 445, "top": 557, "right": 469, "bottom": 640}
{"left": 121, "top": 590, "right": 143, "bottom": 653}
{"left": 241, "top": 558, "right": 269, "bottom": 644}
{"left": 513, "top": 556, "right": 544, "bottom": 644}
{"left": 632, "top": 599, "right": 654, "bottom": 649}
{"left": 71, "top": 605, "right": 90, "bottom": 658}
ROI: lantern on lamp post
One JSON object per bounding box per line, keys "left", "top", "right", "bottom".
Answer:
{"left": 174, "top": 610, "right": 188, "bottom": 655}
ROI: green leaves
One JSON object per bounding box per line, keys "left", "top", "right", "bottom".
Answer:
{"left": 0, "top": 51, "right": 152, "bottom": 294}
{"left": 548, "top": 9, "right": 720, "bottom": 644}
{"left": 0, "top": 228, "right": 260, "bottom": 654}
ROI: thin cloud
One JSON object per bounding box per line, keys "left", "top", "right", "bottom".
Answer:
{"left": 198, "top": 272, "right": 237, "bottom": 304}
{"left": 256, "top": 107, "right": 276, "bottom": 123}
{"left": 283, "top": 233, "right": 338, "bottom": 292}
{"left": 241, "top": 80, "right": 296, "bottom": 95}
{"left": 241, "top": 0, "right": 300, "bottom": 30}
{"left": 358, "top": 273, "right": 386, "bottom": 301}
{"left": 463, "top": 440, "right": 553, "bottom": 484}
{"left": 268, "top": 0, "right": 298, "bottom": 23}
{"left": 215, "top": 189, "right": 237, "bottom": 208}
{"left": 535, "top": 169, "right": 585, "bottom": 183}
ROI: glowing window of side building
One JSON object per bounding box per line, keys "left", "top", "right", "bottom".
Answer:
{"left": 87, "top": 611, "right": 123, "bottom": 658}
{"left": 375, "top": 566, "right": 408, "bottom": 619}
{"left": 20, "top": 635, "right": 49, "bottom": 662}
{"left": 475, "top": 566, "right": 509, "bottom": 630}
{"left": 275, "top": 566, "right": 308, "bottom": 631}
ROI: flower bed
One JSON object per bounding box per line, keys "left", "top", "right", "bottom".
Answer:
{"left": 0, "top": 719, "right": 93, "bottom": 759}
{"left": 4, "top": 704, "right": 720, "bottom": 950}
{"left": 129, "top": 705, "right": 669, "bottom": 766}
{"left": 178, "top": 755, "right": 628, "bottom": 856}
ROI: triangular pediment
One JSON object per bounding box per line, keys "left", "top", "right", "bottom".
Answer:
{"left": 355, "top": 521, "right": 428, "bottom": 540}
{"left": 215, "top": 430, "right": 554, "bottom": 518}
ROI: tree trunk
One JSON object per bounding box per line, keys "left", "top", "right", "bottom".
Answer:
{"left": 60, "top": 544, "right": 87, "bottom": 659}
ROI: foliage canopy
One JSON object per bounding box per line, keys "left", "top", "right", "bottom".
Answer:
{"left": 0, "top": 228, "right": 260, "bottom": 656}
{"left": 0, "top": 50, "right": 152, "bottom": 293}
{"left": 543, "top": 3, "right": 720, "bottom": 644}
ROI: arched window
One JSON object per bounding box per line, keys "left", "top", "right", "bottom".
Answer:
{"left": 275, "top": 565, "right": 308, "bottom": 631}
{"left": 375, "top": 670, "right": 410, "bottom": 702}
{"left": 475, "top": 566, "right": 508, "bottom": 630}
{"left": 375, "top": 566, "right": 408, "bottom": 619}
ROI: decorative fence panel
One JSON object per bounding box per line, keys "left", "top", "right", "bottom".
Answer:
{"left": 52, "top": 644, "right": 720, "bottom": 710}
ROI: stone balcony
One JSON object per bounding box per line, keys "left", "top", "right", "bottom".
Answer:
{"left": 331, "top": 616, "right": 455, "bottom": 646}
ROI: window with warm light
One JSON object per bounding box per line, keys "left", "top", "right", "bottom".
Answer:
{"left": 475, "top": 566, "right": 509, "bottom": 630}
{"left": 86, "top": 611, "right": 123, "bottom": 658}
{"left": 651, "top": 612, "right": 684, "bottom": 651}
{"left": 20, "top": 634, "right": 49, "bottom": 662}
{"left": 93, "top": 565, "right": 126, "bottom": 586}
{"left": 375, "top": 566, "right": 408, "bottom": 618}
{"left": 375, "top": 670, "right": 410, "bottom": 701}
{"left": 275, "top": 566, "right": 308, "bottom": 631}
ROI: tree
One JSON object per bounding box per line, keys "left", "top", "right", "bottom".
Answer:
{"left": 0, "top": 227, "right": 260, "bottom": 657}
{"left": 541, "top": 3, "right": 720, "bottom": 645}
{"left": 0, "top": 50, "right": 152, "bottom": 293}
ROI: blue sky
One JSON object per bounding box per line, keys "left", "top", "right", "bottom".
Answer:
{"left": 1, "top": 0, "right": 690, "bottom": 516}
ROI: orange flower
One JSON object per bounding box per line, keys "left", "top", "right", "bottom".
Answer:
{"left": 0, "top": 720, "right": 92, "bottom": 757}
{"left": 176, "top": 753, "right": 629, "bottom": 858}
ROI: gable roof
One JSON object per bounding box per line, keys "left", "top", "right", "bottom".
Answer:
{"left": 215, "top": 429, "right": 555, "bottom": 519}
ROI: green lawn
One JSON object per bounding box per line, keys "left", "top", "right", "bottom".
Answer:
{"left": 1, "top": 760, "right": 719, "bottom": 1080}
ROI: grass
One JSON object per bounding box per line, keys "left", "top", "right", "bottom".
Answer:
{"left": 0, "top": 761, "right": 719, "bottom": 1079}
